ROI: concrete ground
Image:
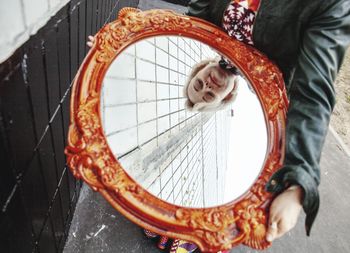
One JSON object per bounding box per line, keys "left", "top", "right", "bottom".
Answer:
{"left": 63, "top": 129, "right": 350, "bottom": 253}
{"left": 63, "top": 1, "right": 350, "bottom": 252}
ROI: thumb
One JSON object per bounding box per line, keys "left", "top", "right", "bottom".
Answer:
{"left": 266, "top": 221, "right": 278, "bottom": 242}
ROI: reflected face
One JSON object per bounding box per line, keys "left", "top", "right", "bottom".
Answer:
{"left": 187, "top": 62, "right": 236, "bottom": 106}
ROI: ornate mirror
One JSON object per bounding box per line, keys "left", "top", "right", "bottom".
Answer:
{"left": 65, "top": 8, "right": 288, "bottom": 252}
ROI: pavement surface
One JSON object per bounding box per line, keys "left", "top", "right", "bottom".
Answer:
{"left": 63, "top": 1, "right": 350, "bottom": 252}
{"left": 63, "top": 129, "right": 350, "bottom": 253}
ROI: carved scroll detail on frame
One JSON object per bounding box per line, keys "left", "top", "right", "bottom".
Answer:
{"left": 65, "top": 8, "right": 288, "bottom": 252}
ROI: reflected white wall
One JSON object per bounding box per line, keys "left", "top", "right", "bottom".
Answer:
{"left": 224, "top": 77, "right": 267, "bottom": 202}
{"left": 100, "top": 36, "right": 267, "bottom": 208}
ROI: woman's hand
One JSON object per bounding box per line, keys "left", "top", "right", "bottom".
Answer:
{"left": 87, "top": 35, "right": 95, "bottom": 47}
{"left": 266, "top": 185, "right": 303, "bottom": 242}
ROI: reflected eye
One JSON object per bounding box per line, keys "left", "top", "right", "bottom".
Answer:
{"left": 203, "top": 92, "right": 215, "bottom": 102}
{"left": 194, "top": 79, "right": 203, "bottom": 91}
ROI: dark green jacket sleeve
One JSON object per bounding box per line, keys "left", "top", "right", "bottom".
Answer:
{"left": 186, "top": 0, "right": 211, "bottom": 20}
{"left": 266, "top": 1, "right": 350, "bottom": 235}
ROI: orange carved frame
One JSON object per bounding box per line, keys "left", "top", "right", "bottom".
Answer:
{"left": 65, "top": 8, "right": 289, "bottom": 252}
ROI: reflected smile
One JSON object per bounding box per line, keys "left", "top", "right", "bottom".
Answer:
{"left": 210, "top": 74, "right": 221, "bottom": 88}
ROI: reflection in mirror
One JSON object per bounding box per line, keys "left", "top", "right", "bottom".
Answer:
{"left": 100, "top": 36, "right": 267, "bottom": 208}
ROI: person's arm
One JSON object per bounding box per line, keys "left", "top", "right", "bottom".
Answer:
{"left": 266, "top": 0, "right": 350, "bottom": 239}
{"left": 186, "top": 0, "right": 211, "bottom": 20}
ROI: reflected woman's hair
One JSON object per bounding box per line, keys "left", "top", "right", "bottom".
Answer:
{"left": 183, "top": 57, "right": 240, "bottom": 112}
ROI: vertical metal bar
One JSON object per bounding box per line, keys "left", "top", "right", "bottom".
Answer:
{"left": 55, "top": 19, "right": 72, "bottom": 206}
{"left": 66, "top": 0, "right": 80, "bottom": 235}
{"left": 42, "top": 39, "right": 67, "bottom": 244}
{"left": 108, "top": 0, "right": 112, "bottom": 20}
{"left": 17, "top": 49, "right": 44, "bottom": 253}
{"left": 99, "top": 0, "right": 103, "bottom": 29}
{"left": 104, "top": 0, "right": 108, "bottom": 23}
{"left": 84, "top": 0, "right": 88, "bottom": 56}
{"left": 95, "top": 0, "right": 100, "bottom": 33}
{"left": 91, "top": 0, "right": 97, "bottom": 34}
{"left": 23, "top": 46, "right": 56, "bottom": 249}
{"left": 32, "top": 40, "right": 58, "bottom": 252}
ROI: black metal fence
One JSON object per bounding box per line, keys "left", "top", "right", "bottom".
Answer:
{"left": 0, "top": 0, "right": 138, "bottom": 252}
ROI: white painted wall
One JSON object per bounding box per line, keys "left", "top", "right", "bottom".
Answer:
{"left": 0, "top": 0, "right": 70, "bottom": 63}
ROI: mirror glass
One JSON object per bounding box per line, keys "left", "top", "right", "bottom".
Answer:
{"left": 100, "top": 36, "right": 267, "bottom": 208}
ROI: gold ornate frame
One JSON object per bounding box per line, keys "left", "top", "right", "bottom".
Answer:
{"left": 65, "top": 8, "right": 288, "bottom": 252}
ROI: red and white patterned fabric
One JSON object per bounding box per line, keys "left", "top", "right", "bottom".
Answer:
{"left": 222, "top": 0, "right": 261, "bottom": 45}
{"left": 143, "top": 229, "right": 158, "bottom": 238}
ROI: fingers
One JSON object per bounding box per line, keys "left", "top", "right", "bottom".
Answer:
{"left": 266, "top": 187, "right": 303, "bottom": 242}
{"left": 86, "top": 35, "right": 95, "bottom": 48}
{"left": 266, "top": 221, "right": 278, "bottom": 242}
{"left": 266, "top": 219, "right": 291, "bottom": 242}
